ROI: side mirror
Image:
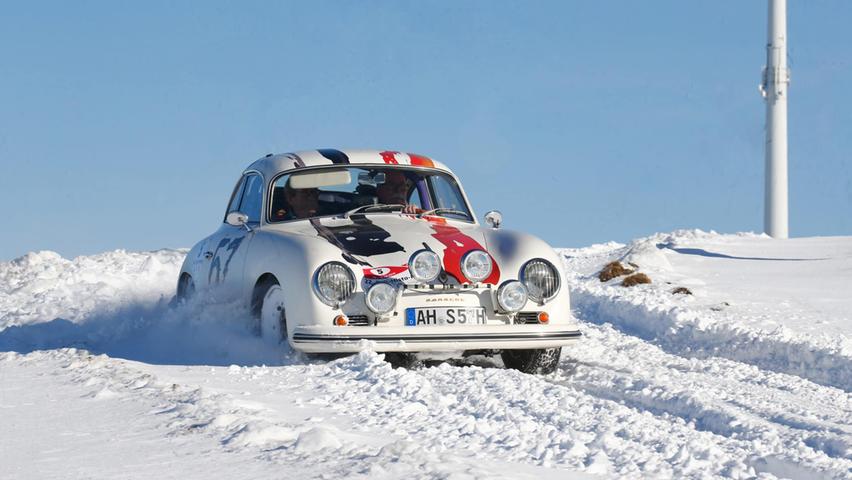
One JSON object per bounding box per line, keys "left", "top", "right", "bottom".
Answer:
{"left": 484, "top": 210, "right": 502, "bottom": 229}
{"left": 226, "top": 211, "right": 250, "bottom": 228}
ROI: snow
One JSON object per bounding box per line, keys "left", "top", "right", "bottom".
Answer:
{"left": 559, "top": 230, "right": 852, "bottom": 389}
{"left": 1, "top": 232, "right": 851, "bottom": 479}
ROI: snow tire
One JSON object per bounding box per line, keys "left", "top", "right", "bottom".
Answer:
{"left": 253, "top": 276, "right": 288, "bottom": 345}
{"left": 501, "top": 347, "right": 562, "bottom": 375}
{"left": 384, "top": 352, "right": 419, "bottom": 369}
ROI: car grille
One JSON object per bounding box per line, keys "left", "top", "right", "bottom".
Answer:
{"left": 516, "top": 312, "right": 540, "bottom": 324}
{"left": 348, "top": 315, "right": 372, "bottom": 326}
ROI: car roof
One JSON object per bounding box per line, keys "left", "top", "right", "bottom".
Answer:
{"left": 244, "top": 149, "right": 453, "bottom": 180}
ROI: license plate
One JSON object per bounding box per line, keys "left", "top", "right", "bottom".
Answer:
{"left": 405, "top": 307, "right": 487, "bottom": 326}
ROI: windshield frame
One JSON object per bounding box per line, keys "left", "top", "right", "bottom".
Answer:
{"left": 265, "top": 165, "right": 476, "bottom": 225}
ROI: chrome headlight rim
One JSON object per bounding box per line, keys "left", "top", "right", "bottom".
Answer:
{"left": 408, "top": 249, "right": 442, "bottom": 284}
{"left": 312, "top": 261, "right": 356, "bottom": 307}
{"left": 460, "top": 249, "right": 493, "bottom": 283}
{"left": 520, "top": 258, "right": 561, "bottom": 303}
{"left": 496, "top": 280, "right": 528, "bottom": 313}
{"left": 365, "top": 282, "right": 399, "bottom": 314}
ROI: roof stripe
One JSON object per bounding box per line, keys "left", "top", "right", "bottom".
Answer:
{"left": 245, "top": 149, "right": 453, "bottom": 179}
{"left": 317, "top": 149, "right": 350, "bottom": 164}
{"left": 379, "top": 151, "right": 400, "bottom": 164}
{"left": 408, "top": 153, "right": 435, "bottom": 168}
{"left": 287, "top": 153, "right": 306, "bottom": 168}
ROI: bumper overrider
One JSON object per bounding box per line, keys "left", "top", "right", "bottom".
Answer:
{"left": 291, "top": 324, "right": 582, "bottom": 352}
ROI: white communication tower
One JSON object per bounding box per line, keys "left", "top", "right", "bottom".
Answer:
{"left": 760, "top": 0, "right": 790, "bottom": 238}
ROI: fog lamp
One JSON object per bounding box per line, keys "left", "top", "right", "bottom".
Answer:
{"left": 365, "top": 282, "right": 398, "bottom": 314}
{"left": 496, "top": 280, "right": 528, "bottom": 313}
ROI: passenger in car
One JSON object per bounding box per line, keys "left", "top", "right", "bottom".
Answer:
{"left": 376, "top": 170, "right": 423, "bottom": 214}
{"left": 280, "top": 182, "right": 321, "bottom": 220}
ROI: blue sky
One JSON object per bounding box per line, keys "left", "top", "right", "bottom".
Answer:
{"left": 1, "top": 1, "right": 850, "bottom": 260}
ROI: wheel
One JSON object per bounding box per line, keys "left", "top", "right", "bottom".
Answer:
{"left": 176, "top": 274, "right": 195, "bottom": 302}
{"left": 254, "top": 278, "right": 287, "bottom": 346}
{"left": 501, "top": 347, "right": 562, "bottom": 375}
{"left": 384, "top": 352, "right": 419, "bottom": 369}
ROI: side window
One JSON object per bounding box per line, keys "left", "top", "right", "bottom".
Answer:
{"left": 226, "top": 177, "right": 247, "bottom": 218}
{"left": 238, "top": 174, "right": 263, "bottom": 223}
{"left": 407, "top": 184, "right": 423, "bottom": 209}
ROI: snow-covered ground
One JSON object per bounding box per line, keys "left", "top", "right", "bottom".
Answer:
{"left": 561, "top": 230, "right": 852, "bottom": 390}
{"left": 1, "top": 231, "right": 850, "bottom": 479}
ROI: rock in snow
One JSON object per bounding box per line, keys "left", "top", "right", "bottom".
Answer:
{"left": 1, "top": 230, "right": 850, "bottom": 479}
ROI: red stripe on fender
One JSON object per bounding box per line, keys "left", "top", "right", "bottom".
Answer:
{"left": 425, "top": 218, "right": 500, "bottom": 284}
{"left": 408, "top": 153, "right": 434, "bottom": 168}
{"left": 379, "top": 151, "right": 399, "bottom": 164}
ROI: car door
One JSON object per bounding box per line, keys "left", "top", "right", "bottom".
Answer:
{"left": 203, "top": 172, "right": 264, "bottom": 302}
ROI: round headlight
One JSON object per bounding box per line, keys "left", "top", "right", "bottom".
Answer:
{"left": 521, "top": 259, "right": 560, "bottom": 303}
{"left": 408, "top": 250, "right": 441, "bottom": 283}
{"left": 497, "top": 280, "right": 528, "bottom": 313}
{"left": 312, "top": 262, "right": 356, "bottom": 307}
{"left": 461, "top": 250, "right": 492, "bottom": 283}
{"left": 365, "top": 282, "right": 398, "bottom": 314}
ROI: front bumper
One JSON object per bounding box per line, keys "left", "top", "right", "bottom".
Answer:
{"left": 290, "top": 324, "right": 582, "bottom": 352}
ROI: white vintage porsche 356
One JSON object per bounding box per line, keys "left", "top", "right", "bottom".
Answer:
{"left": 177, "top": 149, "right": 580, "bottom": 374}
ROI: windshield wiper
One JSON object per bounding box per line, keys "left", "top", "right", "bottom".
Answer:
{"left": 418, "top": 208, "right": 469, "bottom": 219}
{"left": 343, "top": 203, "right": 405, "bottom": 219}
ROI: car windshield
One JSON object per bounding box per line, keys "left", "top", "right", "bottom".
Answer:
{"left": 268, "top": 166, "right": 473, "bottom": 223}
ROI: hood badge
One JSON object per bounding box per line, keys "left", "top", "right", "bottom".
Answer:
{"left": 425, "top": 297, "right": 466, "bottom": 303}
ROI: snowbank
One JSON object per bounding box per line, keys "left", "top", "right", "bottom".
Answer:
{"left": 559, "top": 229, "right": 852, "bottom": 390}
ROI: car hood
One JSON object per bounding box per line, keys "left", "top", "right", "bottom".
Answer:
{"left": 283, "top": 214, "right": 500, "bottom": 284}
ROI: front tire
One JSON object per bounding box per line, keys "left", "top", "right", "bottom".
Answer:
{"left": 384, "top": 352, "right": 419, "bottom": 369}
{"left": 255, "top": 278, "right": 287, "bottom": 346}
{"left": 501, "top": 347, "right": 562, "bottom": 375}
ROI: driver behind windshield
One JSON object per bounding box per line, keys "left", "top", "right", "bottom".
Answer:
{"left": 282, "top": 180, "right": 320, "bottom": 220}
{"left": 376, "top": 170, "right": 423, "bottom": 214}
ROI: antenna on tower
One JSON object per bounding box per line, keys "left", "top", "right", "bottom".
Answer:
{"left": 761, "top": 0, "right": 790, "bottom": 238}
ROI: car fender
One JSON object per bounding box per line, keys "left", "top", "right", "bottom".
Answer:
{"left": 481, "top": 228, "right": 572, "bottom": 323}
{"left": 177, "top": 237, "right": 211, "bottom": 289}
{"left": 242, "top": 229, "right": 365, "bottom": 339}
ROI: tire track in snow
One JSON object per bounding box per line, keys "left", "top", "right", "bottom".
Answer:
{"left": 5, "top": 334, "right": 851, "bottom": 478}
{"left": 571, "top": 287, "right": 852, "bottom": 393}
{"left": 554, "top": 314, "right": 852, "bottom": 478}
{"left": 191, "top": 346, "right": 852, "bottom": 479}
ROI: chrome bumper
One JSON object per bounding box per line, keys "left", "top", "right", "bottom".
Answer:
{"left": 290, "top": 325, "right": 581, "bottom": 352}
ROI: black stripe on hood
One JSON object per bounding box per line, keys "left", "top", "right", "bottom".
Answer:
{"left": 309, "top": 216, "right": 405, "bottom": 265}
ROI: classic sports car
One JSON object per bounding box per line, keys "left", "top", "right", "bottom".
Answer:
{"left": 177, "top": 149, "right": 580, "bottom": 374}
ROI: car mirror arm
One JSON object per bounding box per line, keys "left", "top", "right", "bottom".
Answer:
{"left": 226, "top": 211, "right": 252, "bottom": 231}
{"left": 484, "top": 210, "right": 502, "bottom": 229}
